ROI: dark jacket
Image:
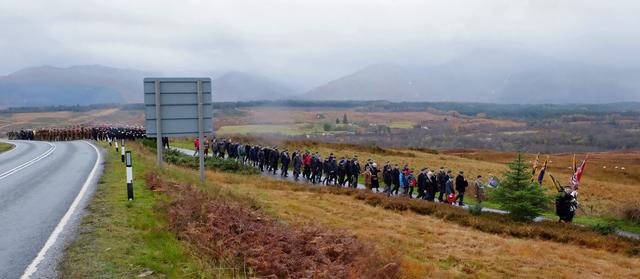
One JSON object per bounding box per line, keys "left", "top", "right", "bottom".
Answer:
{"left": 417, "top": 172, "right": 427, "bottom": 190}
{"left": 455, "top": 174, "right": 468, "bottom": 193}
{"left": 391, "top": 168, "right": 400, "bottom": 186}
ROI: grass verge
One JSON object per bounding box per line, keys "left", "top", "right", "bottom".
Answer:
{"left": 60, "top": 142, "right": 222, "bottom": 278}
{"left": 0, "top": 142, "right": 14, "bottom": 153}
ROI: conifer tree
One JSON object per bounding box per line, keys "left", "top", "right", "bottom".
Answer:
{"left": 490, "top": 153, "right": 551, "bottom": 220}
{"left": 343, "top": 113, "right": 348, "bottom": 124}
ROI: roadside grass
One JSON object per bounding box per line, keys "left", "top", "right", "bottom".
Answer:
{"left": 0, "top": 142, "right": 14, "bottom": 153}
{"left": 167, "top": 142, "right": 640, "bottom": 234}
{"left": 194, "top": 168, "right": 640, "bottom": 278}
{"left": 60, "top": 142, "right": 228, "bottom": 278}
{"left": 135, "top": 141, "right": 640, "bottom": 277}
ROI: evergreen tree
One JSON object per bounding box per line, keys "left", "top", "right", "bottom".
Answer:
{"left": 490, "top": 153, "right": 551, "bottom": 220}
{"left": 343, "top": 113, "right": 348, "bottom": 124}
{"left": 336, "top": 117, "right": 340, "bottom": 124}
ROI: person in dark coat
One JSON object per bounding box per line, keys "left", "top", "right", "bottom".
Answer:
{"left": 280, "top": 150, "right": 290, "bottom": 177}
{"left": 427, "top": 169, "right": 438, "bottom": 201}
{"left": 391, "top": 165, "right": 401, "bottom": 196}
{"left": 292, "top": 151, "right": 302, "bottom": 181}
{"left": 350, "top": 158, "right": 361, "bottom": 188}
{"left": 455, "top": 171, "right": 468, "bottom": 206}
{"left": 271, "top": 148, "right": 279, "bottom": 175}
{"left": 370, "top": 163, "right": 380, "bottom": 192}
{"left": 416, "top": 168, "right": 427, "bottom": 199}
{"left": 436, "top": 167, "right": 447, "bottom": 202}
{"left": 556, "top": 186, "right": 578, "bottom": 223}
{"left": 337, "top": 158, "right": 346, "bottom": 186}
{"left": 382, "top": 162, "right": 392, "bottom": 194}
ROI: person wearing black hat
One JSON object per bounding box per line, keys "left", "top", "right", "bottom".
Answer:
{"left": 416, "top": 168, "right": 428, "bottom": 199}
{"left": 455, "top": 171, "right": 468, "bottom": 206}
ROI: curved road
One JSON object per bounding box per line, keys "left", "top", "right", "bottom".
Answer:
{"left": 0, "top": 140, "right": 103, "bottom": 279}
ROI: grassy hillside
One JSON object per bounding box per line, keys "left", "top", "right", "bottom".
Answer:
{"left": 148, "top": 141, "right": 640, "bottom": 278}
{"left": 172, "top": 137, "right": 640, "bottom": 224}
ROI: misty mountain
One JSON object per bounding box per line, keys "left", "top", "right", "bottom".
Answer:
{"left": 212, "top": 72, "right": 294, "bottom": 101}
{"left": 306, "top": 49, "right": 640, "bottom": 104}
{"left": 0, "top": 65, "right": 296, "bottom": 107}
{"left": 0, "top": 65, "right": 152, "bottom": 108}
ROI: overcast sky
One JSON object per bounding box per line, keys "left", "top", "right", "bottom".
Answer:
{"left": 1, "top": 0, "right": 639, "bottom": 89}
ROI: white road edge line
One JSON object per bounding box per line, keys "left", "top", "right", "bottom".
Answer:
{"left": 0, "top": 142, "right": 56, "bottom": 180}
{"left": 20, "top": 141, "right": 101, "bottom": 279}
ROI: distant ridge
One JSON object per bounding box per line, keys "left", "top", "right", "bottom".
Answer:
{"left": 0, "top": 65, "right": 296, "bottom": 107}
{"left": 306, "top": 49, "right": 640, "bottom": 104}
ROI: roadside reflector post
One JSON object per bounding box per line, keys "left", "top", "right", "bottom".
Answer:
{"left": 121, "top": 145, "right": 126, "bottom": 162}
{"left": 126, "top": 151, "right": 134, "bottom": 200}
{"left": 115, "top": 140, "right": 119, "bottom": 152}
{"left": 108, "top": 137, "right": 112, "bottom": 146}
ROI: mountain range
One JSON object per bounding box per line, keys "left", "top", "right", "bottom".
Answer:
{"left": 306, "top": 49, "right": 640, "bottom": 103}
{"left": 2, "top": 48, "right": 640, "bottom": 107}
{"left": 0, "top": 65, "right": 297, "bottom": 108}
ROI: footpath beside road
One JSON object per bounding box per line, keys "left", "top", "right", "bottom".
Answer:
{"left": 173, "top": 147, "right": 640, "bottom": 240}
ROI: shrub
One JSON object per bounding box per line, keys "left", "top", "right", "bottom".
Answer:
{"left": 469, "top": 203, "right": 483, "bottom": 216}
{"left": 149, "top": 173, "right": 401, "bottom": 278}
{"left": 162, "top": 148, "right": 259, "bottom": 174}
{"left": 622, "top": 203, "right": 640, "bottom": 224}
{"left": 592, "top": 223, "right": 617, "bottom": 236}
{"left": 490, "top": 153, "right": 551, "bottom": 220}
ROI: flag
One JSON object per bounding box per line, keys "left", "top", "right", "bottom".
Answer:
{"left": 570, "top": 157, "right": 587, "bottom": 190}
{"left": 532, "top": 153, "right": 540, "bottom": 177}
{"left": 538, "top": 160, "right": 547, "bottom": 185}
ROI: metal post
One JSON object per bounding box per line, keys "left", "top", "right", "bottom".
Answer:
{"left": 125, "top": 151, "right": 134, "bottom": 200}
{"left": 121, "top": 145, "right": 126, "bottom": 162}
{"left": 197, "top": 80, "right": 205, "bottom": 182}
{"left": 155, "top": 80, "right": 163, "bottom": 167}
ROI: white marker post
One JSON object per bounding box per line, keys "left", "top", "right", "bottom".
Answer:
{"left": 115, "top": 140, "right": 119, "bottom": 152}
{"left": 125, "top": 151, "right": 133, "bottom": 200}
{"left": 121, "top": 145, "right": 126, "bottom": 162}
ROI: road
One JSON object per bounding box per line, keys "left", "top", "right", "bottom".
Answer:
{"left": 0, "top": 140, "right": 103, "bottom": 279}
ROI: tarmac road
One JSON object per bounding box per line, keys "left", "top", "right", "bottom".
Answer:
{"left": 0, "top": 140, "right": 103, "bottom": 279}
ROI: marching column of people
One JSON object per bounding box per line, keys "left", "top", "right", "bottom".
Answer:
{"left": 200, "top": 137, "right": 488, "bottom": 207}
{"left": 7, "top": 126, "right": 146, "bottom": 142}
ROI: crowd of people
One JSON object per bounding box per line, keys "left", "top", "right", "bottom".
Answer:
{"left": 194, "top": 137, "right": 488, "bottom": 206}
{"left": 3, "top": 126, "right": 580, "bottom": 222}
{"left": 6, "top": 126, "right": 146, "bottom": 141}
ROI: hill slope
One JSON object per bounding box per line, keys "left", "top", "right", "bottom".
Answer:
{"left": 212, "top": 72, "right": 294, "bottom": 101}
{"left": 0, "top": 66, "right": 295, "bottom": 107}
{"left": 0, "top": 65, "right": 151, "bottom": 107}
{"left": 306, "top": 49, "right": 640, "bottom": 104}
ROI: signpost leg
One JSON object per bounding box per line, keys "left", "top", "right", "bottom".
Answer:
{"left": 155, "top": 80, "right": 163, "bottom": 167}
{"left": 197, "top": 80, "right": 205, "bottom": 182}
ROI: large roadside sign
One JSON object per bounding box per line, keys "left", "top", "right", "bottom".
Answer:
{"left": 144, "top": 77, "right": 212, "bottom": 137}
{"left": 143, "top": 77, "right": 212, "bottom": 181}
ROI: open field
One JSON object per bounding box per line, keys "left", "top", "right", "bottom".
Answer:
{"left": 125, "top": 141, "right": 640, "bottom": 278}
